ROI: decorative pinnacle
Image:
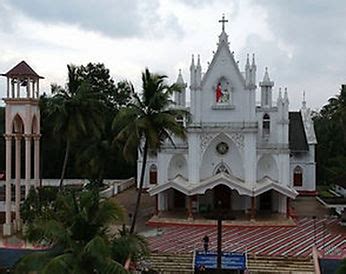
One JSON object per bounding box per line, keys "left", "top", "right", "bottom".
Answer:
{"left": 252, "top": 53, "right": 256, "bottom": 68}
{"left": 302, "top": 90, "right": 307, "bottom": 108}
{"left": 263, "top": 67, "right": 270, "bottom": 82}
{"left": 190, "top": 54, "right": 195, "bottom": 70}
{"left": 278, "top": 88, "right": 282, "bottom": 99}
{"left": 246, "top": 54, "right": 250, "bottom": 67}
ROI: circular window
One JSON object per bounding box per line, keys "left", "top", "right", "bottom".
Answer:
{"left": 216, "top": 142, "right": 229, "bottom": 155}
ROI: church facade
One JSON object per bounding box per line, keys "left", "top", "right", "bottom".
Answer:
{"left": 138, "top": 19, "right": 317, "bottom": 219}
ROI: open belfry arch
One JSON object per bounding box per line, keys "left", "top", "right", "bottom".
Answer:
{"left": 1, "top": 61, "right": 42, "bottom": 236}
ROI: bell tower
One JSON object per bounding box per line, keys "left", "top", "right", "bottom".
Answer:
{"left": 1, "top": 61, "right": 43, "bottom": 236}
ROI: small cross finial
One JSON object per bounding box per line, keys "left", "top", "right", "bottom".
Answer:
{"left": 218, "top": 14, "right": 228, "bottom": 32}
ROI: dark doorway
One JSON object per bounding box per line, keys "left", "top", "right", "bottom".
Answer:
{"left": 260, "top": 190, "right": 272, "bottom": 211}
{"left": 174, "top": 190, "right": 186, "bottom": 209}
{"left": 149, "top": 164, "right": 157, "bottom": 184}
{"left": 214, "top": 185, "right": 231, "bottom": 210}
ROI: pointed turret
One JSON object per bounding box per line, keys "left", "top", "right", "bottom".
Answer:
{"left": 302, "top": 90, "right": 307, "bottom": 109}
{"left": 196, "top": 54, "right": 202, "bottom": 87}
{"left": 259, "top": 67, "right": 274, "bottom": 107}
{"left": 245, "top": 54, "right": 250, "bottom": 86}
{"left": 174, "top": 69, "right": 186, "bottom": 107}
{"left": 190, "top": 54, "right": 195, "bottom": 90}
{"left": 283, "top": 88, "right": 289, "bottom": 120}
{"left": 277, "top": 88, "right": 283, "bottom": 104}
{"left": 284, "top": 88, "right": 289, "bottom": 104}
{"left": 250, "top": 53, "right": 257, "bottom": 88}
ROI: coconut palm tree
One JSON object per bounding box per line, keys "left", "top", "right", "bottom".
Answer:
{"left": 45, "top": 65, "right": 103, "bottom": 188}
{"left": 113, "top": 68, "right": 188, "bottom": 233}
{"left": 16, "top": 190, "right": 130, "bottom": 273}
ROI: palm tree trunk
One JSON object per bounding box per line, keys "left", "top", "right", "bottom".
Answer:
{"left": 130, "top": 139, "right": 148, "bottom": 234}
{"left": 59, "top": 139, "right": 70, "bottom": 190}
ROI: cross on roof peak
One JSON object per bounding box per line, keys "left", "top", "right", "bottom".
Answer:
{"left": 218, "top": 14, "right": 228, "bottom": 32}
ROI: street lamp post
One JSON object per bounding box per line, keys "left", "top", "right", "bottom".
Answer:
{"left": 217, "top": 200, "right": 222, "bottom": 271}
{"left": 312, "top": 216, "right": 317, "bottom": 246}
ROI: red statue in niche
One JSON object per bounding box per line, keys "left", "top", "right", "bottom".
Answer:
{"left": 216, "top": 82, "right": 223, "bottom": 102}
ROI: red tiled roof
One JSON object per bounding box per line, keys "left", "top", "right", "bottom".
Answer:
{"left": 1, "top": 61, "right": 44, "bottom": 79}
{"left": 148, "top": 217, "right": 346, "bottom": 259}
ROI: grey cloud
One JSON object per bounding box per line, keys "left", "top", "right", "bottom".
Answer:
{"left": 247, "top": 0, "right": 346, "bottom": 108}
{"left": 177, "top": 0, "right": 217, "bottom": 7}
{"left": 0, "top": 2, "right": 16, "bottom": 32}
{"left": 5, "top": 0, "right": 184, "bottom": 38}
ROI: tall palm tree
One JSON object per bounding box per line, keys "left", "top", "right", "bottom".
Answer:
{"left": 16, "top": 190, "right": 129, "bottom": 273}
{"left": 113, "top": 68, "right": 188, "bottom": 234}
{"left": 45, "top": 65, "right": 103, "bottom": 188}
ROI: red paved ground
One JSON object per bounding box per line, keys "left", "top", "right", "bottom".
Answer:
{"left": 148, "top": 217, "right": 346, "bottom": 259}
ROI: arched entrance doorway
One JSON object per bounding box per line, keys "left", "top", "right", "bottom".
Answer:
{"left": 259, "top": 190, "right": 272, "bottom": 211}
{"left": 214, "top": 185, "right": 231, "bottom": 210}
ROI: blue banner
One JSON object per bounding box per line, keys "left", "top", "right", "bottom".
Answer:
{"left": 194, "top": 251, "right": 247, "bottom": 270}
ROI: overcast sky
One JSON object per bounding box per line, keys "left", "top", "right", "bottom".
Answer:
{"left": 0, "top": 0, "right": 345, "bottom": 110}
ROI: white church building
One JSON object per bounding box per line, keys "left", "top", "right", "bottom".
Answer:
{"left": 138, "top": 17, "right": 317, "bottom": 219}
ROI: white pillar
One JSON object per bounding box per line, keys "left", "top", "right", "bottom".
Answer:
{"left": 26, "top": 78, "right": 31, "bottom": 98}
{"left": 34, "top": 135, "right": 40, "bottom": 187}
{"left": 6, "top": 77, "right": 9, "bottom": 98}
{"left": 244, "top": 133, "right": 256, "bottom": 185}
{"left": 11, "top": 78, "right": 15, "bottom": 98}
{"left": 32, "top": 80, "right": 36, "bottom": 98}
{"left": 15, "top": 135, "right": 21, "bottom": 231}
{"left": 25, "top": 135, "right": 31, "bottom": 197}
{"left": 16, "top": 80, "right": 20, "bottom": 98}
{"left": 36, "top": 80, "right": 39, "bottom": 98}
{"left": 188, "top": 133, "right": 200, "bottom": 184}
{"left": 3, "top": 135, "right": 12, "bottom": 236}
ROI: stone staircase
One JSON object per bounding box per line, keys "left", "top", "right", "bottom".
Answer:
{"left": 247, "top": 255, "right": 315, "bottom": 273}
{"left": 147, "top": 253, "right": 315, "bottom": 273}
{"left": 148, "top": 253, "right": 193, "bottom": 273}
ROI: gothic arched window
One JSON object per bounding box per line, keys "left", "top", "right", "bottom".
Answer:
{"left": 214, "top": 163, "right": 230, "bottom": 175}
{"left": 293, "top": 166, "right": 303, "bottom": 187}
{"left": 263, "top": 113, "right": 270, "bottom": 136}
{"left": 149, "top": 164, "right": 157, "bottom": 184}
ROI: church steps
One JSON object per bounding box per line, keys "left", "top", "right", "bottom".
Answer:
{"left": 147, "top": 253, "right": 315, "bottom": 273}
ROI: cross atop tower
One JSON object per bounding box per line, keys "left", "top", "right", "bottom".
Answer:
{"left": 218, "top": 14, "right": 228, "bottom": 32}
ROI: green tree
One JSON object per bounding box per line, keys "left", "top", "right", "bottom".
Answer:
{"left": 336, "top": 259, "right": 346, "bottom": 274}
{"left": 113, "top": 68, "right": 188, "bottom": 233}
{"left": 39, "top": 63, "right": 134, "bottom": 181}
{"left": 16, "top": 190, "right": 130, "bottom": 273}
{"left": 45, "top": 65, "right": 103, "bottom": 188}
{"left": 76, "top": 63, "right": 132, "bottom": 110}
{"left": 313, "top": 85, "right": 346, "bottom": 184}
{"left": 21, "top": 186, "right": 59, "bottom": 224}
